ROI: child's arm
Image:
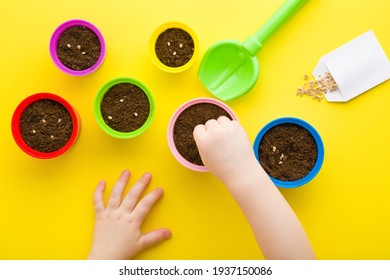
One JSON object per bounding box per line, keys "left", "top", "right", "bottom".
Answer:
{"left": 87, "top": 170, "right": 172, "bottom": 260}
{"left": 193, "top": 116, "right": 316, "bottom": 259}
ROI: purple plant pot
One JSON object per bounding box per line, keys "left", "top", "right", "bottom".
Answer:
{"left": 49, "top": 19, "right": 106, "bottom": 76}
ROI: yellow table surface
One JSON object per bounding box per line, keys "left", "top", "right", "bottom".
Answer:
{"left": 1, "top": 0, "right": 390, "bottom": 260}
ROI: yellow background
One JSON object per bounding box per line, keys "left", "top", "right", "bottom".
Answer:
{"left": 1, "top": 0, "right": 390, "bottom": 260}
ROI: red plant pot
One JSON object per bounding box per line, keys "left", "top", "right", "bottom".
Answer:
{"left": 11, "top": 93, "right": 80, "bottom": 159}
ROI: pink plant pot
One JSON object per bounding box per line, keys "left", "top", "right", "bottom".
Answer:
{"left": 167, "top": 98, "right": 238, "bottom": 171}
{"left": 49, "top": 19, "right": 106, "bottom": 76}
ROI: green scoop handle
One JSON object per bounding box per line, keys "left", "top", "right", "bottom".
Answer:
{"left": 242, "top": 0, "right": 309, "bottom": 56}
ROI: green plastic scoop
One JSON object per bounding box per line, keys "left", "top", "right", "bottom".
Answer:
{"left": 198, "top": 0, "right": 308, "bottom": 101}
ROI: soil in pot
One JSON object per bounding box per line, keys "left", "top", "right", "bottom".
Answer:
{"left": 20, "top": 99, "right": 73, "bottom": 153}
{"left": 100, "top": 83, "right": 150, "bottom": 132}
{"left": 56, "top": 25, "right": 101, "bottom": 71}
{"left": 173, "top": 103, "right": 232, "bottom": 166}
{"left": 258, "top": 123, "right": 318, "bottom": 181}
{"left": 155, "top": 28, "right": 194, "bottom": 67}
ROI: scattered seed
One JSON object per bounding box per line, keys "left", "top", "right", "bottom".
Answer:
{"left": 167, "top": 42, "right": 171, "bottom": 46}
{"left": 278, "top": 161, "right": 283, "bottom": 164}
{"left": 58, "top": 119, "right": 62, "bottom": 123}
{"left": 173, "top": 51, "right": 177, "bottom": 56}
{"left": 179, "top": 43, "right": 183, "bottom": 48}
{"left": 119, "top": 99, "right": 124, "bottom": 103}
{"left": 67, "top": 44, "right": 71, "bottom": 48}
{"left": 82, "top": 51, "right": 86, "bottom": 55}
{"left": 280, "top": 153, "right": 285, "bottom": 160}
{"left": 50, "top": 135, "right": 54, "bottom": 139}
{"left": 32, "top": 129, "right": 36, "bottom": 134}
{"left": 108, "top": 116, "right": 113, "bottom": 120}
{"left": 296, "top": 71, "right": 338, "bottom": 101}
{"left": 272, "top": 146, "right": 276, "bottom": 152}
{"left": 42, "top": 119, "right": 46, "bottom": 124}
{"left": 77, "top": 45, "right": 81, "bottom": 49}
{"left": 133, "top": 112, "right": 138, "bottom": 117}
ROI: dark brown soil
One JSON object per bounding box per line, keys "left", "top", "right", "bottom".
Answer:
{"left": 20, "top": 99, "right": 73, "bottom": 153}
{"left": 258, "top": 123, "right": 318, "bottom": 181}
{"left": 155, "top": 28, "right": 194, "bottom": 67}
{"left": 56, "top": 25, "right": 101, "bottom": 71}
{"left": 173, "top": 103, "right": 232, "bottom": 166}
{"left": 101, "top": 83, "right": 150, "bottom": 132}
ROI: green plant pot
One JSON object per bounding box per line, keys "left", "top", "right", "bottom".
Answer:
{"left": 94, "top": 77, "right": 155, "bottom": 139}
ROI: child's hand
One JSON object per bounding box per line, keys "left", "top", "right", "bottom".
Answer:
{"left": 194, "top": 117, "right": 316, "bottom": 260}
{"left": 87, "top": 170, "right": 172, "bottom": 260}
{"left": 193, "top": 116, "right": 259, "bottom": 184}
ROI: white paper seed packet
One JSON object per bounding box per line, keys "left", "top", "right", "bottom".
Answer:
{"left": 313, "top": 30, "right": 390, "bottom": 102}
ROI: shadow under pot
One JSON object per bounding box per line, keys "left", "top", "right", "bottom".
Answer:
{"left": 11, "top": 93, "right": 80, "bottom": 159}
{"left": 94, "top": 77, "right": 155, "bottom": 139}
{"left": 253, "top": 117, "right": 324, "bottom": 188}
{"left": 168, "top": 98, "right": 238, "bottom": 171}
{"left": 50, "top": 19, "right": 106, "bottom": 76}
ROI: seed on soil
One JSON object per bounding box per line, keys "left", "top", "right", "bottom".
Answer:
{"left": 100, "top": 82, "right": 150, "bottom": 133}
{"left": 133, "top": 112, "right": 138, "bottom": 117}
{"left": 20, "top": 99, "right": 74, "bottom": 153}
{"left": 258, "top": 123, "right": 318, "bottom": 182}
{"left": 272, "top": 146, "right": 277, "bottom": 152}
{"left": 119, "top": 99, "right": 124, "bottom": 103}
{"left": 57, "top": 25, "right": 101, "bottom": 71}
{"left": 108, "top": 116, "right": 113, "bottom": 120}
{"left": 82, "top": 51, "right": 86, "bottom": 55}
{"left": 155, "top": 27, "right": 195, "bottom": 67}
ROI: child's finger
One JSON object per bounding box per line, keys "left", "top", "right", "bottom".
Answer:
{"left": 107, "top": 170, "right": 130, "bottom": 209}
{"left": 139, "top": 228, "right": 172, "bottom": 251}
{"left": 193, "top": 124, "right": 206, "bottom": 142}
{"left": 120, "top": 172, "right": 151, "bottom": 212}
{"left": 132, "top": 188, "right": 164, "bottom": 223}
{"left": 93, "top": 180, "right": 106, "bottom": 214}
{"left": 217, "top": 115, "right": 231, "bottom": 124}
{"left": 204, "top": 119, "right": 219, "bottom": 130}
